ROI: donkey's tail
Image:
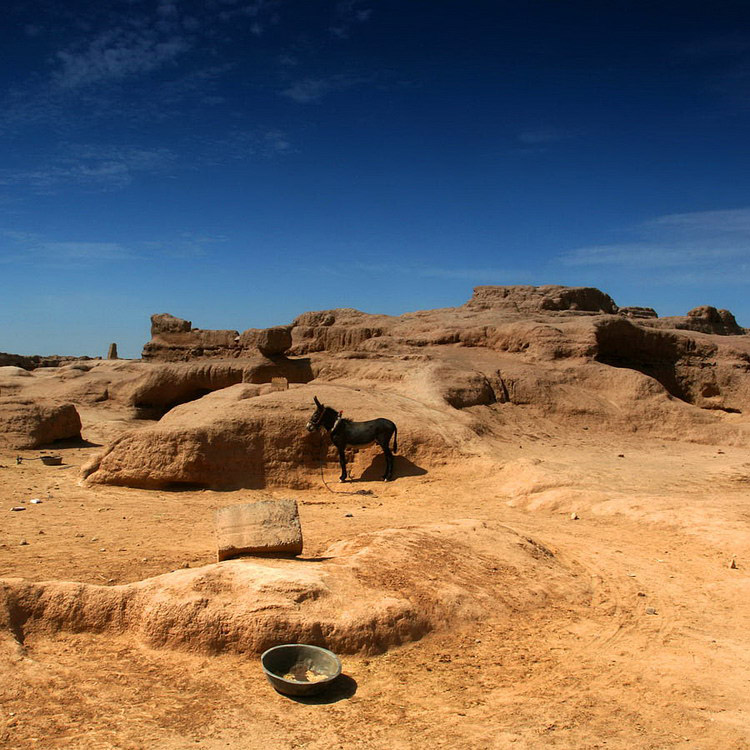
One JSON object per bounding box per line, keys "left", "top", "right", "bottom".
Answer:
{"left": 392, "top": 425, "right": 398, "bottom": 454}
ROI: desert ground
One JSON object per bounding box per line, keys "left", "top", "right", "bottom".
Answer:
{"left": 1, "top": 286, "right": 749, "bottom": 749}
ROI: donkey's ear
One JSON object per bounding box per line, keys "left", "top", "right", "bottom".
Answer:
{"left": 314, "top": 396, "right": 321, "bottom": 407}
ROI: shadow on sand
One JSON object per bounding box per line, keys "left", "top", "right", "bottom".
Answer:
{"left": 283, "top": 674, "right": 358, "bottom": 704}
{"left": 357, "top": 454, "right": 427, "bottom": 482}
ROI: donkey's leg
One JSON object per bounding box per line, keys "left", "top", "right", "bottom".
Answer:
{"left": 337, "top": 445, "right": 348, "bottom": 482}
{"left": 381, "top": 444, "right": 394, "bottom": 481}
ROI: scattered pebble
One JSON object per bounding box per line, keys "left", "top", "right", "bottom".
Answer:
{"left": 645, "top": 607, "right": 658, "bottom": 615}
{"left": 30, "top": 498, "right": 42, "bottom": 504}
{"left": 19, "top": 540, "right": 28, "bottom": 546}
{"left": 570, "top": 512, "right": 579, "bottom": 520}
{"left": 344, "top": 513, "right": 353, "bottom": 517}
{"left": 730, "top": 558, "right": 738, "bottom": 569}
{"left": 10, "top": 506, "right": 26, "bottom": 512}
{"left": 637, "top": 592, "right": 646, "bottom": 597}
{"left": 617, "top": 454, "right": 625, "bottom": 458}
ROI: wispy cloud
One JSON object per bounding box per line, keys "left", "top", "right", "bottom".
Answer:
{"left": 517, "top": 128, "right": 571, "bottom": 146}
{"left": 0, "top": 144, "right": 176, "bottom": 193}
{"left": 0, "top": 232, "right": 137, "bottom": 264}
{"left": 645, "top": 207, "right": 750, "bottom": 234}
{"left": 671, "top": 31, "right": 750, "bottom": 111}
{"left": 53, "top": 28, "right": 190, "bottom": 89}
{"left": 560, "top": 207, "right": 750, "bottom": 284}
{"left": 47, "top": 2, "right": 281, "bottom": 92}
{"left": 329, "top": 0, "right": 373, "bottom": 39}
{"left": 352, "top": 261, "right": 523, "bottom": 282}
{"left": 279, "top": 73, "right": 368, "bottom": 103}
{"left": 1, "top": 230, "right": 226, "bottom": 265}
{"left": 140, "top": 233, "right": 228, "bottom": 259}
{"left": 195, "top": 128, "right": 294, "bottom": 165}
{"left": 0, "top": 1, "right": 280, "bottom": 130}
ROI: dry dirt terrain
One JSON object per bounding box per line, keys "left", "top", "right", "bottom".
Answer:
{"left": 1, "top": 286, "right": 749, "bottom": 749}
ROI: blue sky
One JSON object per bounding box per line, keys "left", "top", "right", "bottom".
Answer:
{"left": 2, "top": 0, "right": 750, "bottom": 358}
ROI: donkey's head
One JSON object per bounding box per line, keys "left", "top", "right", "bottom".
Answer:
{"left": 306, "top": 396, "right": 326, "bottom": 432}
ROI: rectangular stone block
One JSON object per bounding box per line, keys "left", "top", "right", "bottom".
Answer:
{"left": 271, "top": 377, "right": 288, "bottom": 391}
{"left": 215, "top": 498, "right": 303, "bottom": 561}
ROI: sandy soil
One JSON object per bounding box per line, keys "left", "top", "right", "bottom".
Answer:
{"left": 2, "top": 412, "right": 750, "bottom": 750}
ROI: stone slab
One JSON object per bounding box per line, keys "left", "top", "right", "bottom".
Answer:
{"left": 215, "top": 498, "right": 303, "bottom": 561}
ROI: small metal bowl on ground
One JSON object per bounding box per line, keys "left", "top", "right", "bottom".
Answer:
{"left": 261, "top": 644, "right": 342, "bottom": 696}
{"left": 40, "top": 455, "right": 62, "bottom": 466}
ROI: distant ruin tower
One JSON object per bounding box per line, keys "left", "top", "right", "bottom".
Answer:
{"left": 107, "top": 343, "right": 118, "bottom": 360}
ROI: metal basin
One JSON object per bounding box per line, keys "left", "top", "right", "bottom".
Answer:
{"left": 40, "top": 455, "right": 62, "bottom": 466}
{"left": 261, "top": 644, "right": 342, "bottom": 696}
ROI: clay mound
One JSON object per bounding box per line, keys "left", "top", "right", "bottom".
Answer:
{"left": 82, "top": 384, "right": 463, "bottom": 490}
{"left": 0, "top": 521, "right": 586, "bottom": 656}
{"left": 592, "top": 317, "right": 750, "bottom": 413}
{"left": 0, "top": 397, "right": 81, "bottom": 449}
{"left": 111, "top": 359, "right": 314, "bottom": 417}
{"left": 0, "top": 352, "right": 98, "bottom": 370}
{"left": 0, "top": 366, "right": 34, "bottom": 397}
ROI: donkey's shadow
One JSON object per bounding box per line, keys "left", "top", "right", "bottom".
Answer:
{"left": 357, "top": 454, "right": 427, "bottom": 482}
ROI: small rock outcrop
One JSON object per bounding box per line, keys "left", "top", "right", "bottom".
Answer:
{"left": 647, "top": 306, "right": 746, "bottom": 336}
{"left": 290, "top": 309, "right": 388, "bottom": 354}
{"left": 0, "top": 397, "right": 82, "bottom": 449}
{"left": 151, "top": 313, "right": 192, "bottom": 335}
{"left": 619, "top": 306, "right": 658, "bottom": 319}
{"left": 682, "top": 306, "right": 745, "bottom": 336}
{"left": 465, "top": 285, "right": 618, "bottom": 314}
{"left": 238, "top": 327, "right": 293, "bottom": 357}
{"left": 142, "top": 314, "right": 293, "bottom": 361}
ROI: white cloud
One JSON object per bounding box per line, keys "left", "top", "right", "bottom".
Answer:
{"left": 39, "top": 241, "right": 137, "bottom": 261}
{"left": 559, "top": 207, "right": 750, "bottom": 284}
{"left": 0, "top": 232, "right": 136, "bottom": 264}
{"left": 0, "top": 144, "right": 176, "bottom": 193}
{"left": 53, "top": 28, "right": 190, "bottom": 89}
{"left": 644, "top": 207, "right": 750, "bottom": 234}
{"left": 279, "top": 78, "right": 337, "bottom": 103}
{"left": 1, "top": 230, "right": 225, "bottom": 265}
{"left": 279, "top": 74, "right": 366, "bottom": 103}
